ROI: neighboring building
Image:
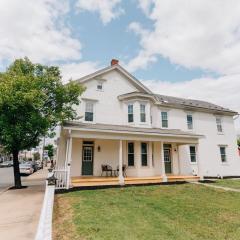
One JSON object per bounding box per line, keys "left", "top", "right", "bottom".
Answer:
{"left": 56, "top": 59, "right": 239, "bottom": 188}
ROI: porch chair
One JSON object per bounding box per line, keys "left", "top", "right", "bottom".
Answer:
{"left": 116, "top": 164, "right": 127, "bottom": 177}
{"left": 101, "top": 164, "right": 113, "bottom": 177}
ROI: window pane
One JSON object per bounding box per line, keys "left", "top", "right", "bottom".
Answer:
{"left": 161, "top": 112, "right": 168, "bottom": 128}
{"left": 141, "top": 143, "right": 148, "bottom": 166}
{"left": 140, "top": 113, "right": 146, "bottom": 122}
{"left": 216, "top": 118, "right": 223, "bottom": 132}
{"left": 128, "top": 142, "right": 134, "bottom": 166}
{"left": 141, "top": 154, "right": 147, "bottom": 166}
{"left": 140, "top": 104, "right": 145, "bottom": 113}
{"left": 128, "top": 143, "right": 134, "bottom": 154}
{"left": 128, "top": 104, "right": 133, "bottom": 114}
{"left": 128, "top": 114, "right": 134, "bottom": 123}
{"left": 187, "top": 115, "right": 193, "bottom": 129}
{"left": 86, "top": 102, "right": 93, "bottom": 112}
{"left": 141, "top": 143, "right": 147, "bottom": 154}
{"left": 220, "top": 147, "right": 227, "bottom": 162}
{"left": 189, "top": 146, "right": 196, "bottom": 162}
{"left": 128, "top": 104, "right": 134, "bottom": 123}
{"left": 85, "top": 112, "right": 93, "bottom": 121}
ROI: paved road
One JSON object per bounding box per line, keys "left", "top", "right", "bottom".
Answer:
{"left": 0, "top": 167, "right": 14, "bottom": 192}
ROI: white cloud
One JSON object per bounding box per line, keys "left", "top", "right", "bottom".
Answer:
{"left": 128, "top": 0, "right": 240, "bottom": 74}
{"left": 60, "top": 61, "right": 101, "bottom": 83}
{"left": 75, "top": 0, "right": 124, "bottom": 25}
{"left": 0, "top": 0, "right": 81, "bottom": 64}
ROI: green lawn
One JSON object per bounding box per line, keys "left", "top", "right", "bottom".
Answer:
{"left": 211, "top": 178, "right": 240, "bottom": 190}
{"left": 53, "top": 184, "right": 240, "bottom": 240}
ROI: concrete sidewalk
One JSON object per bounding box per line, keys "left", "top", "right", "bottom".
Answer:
{"left": 0, "top": 168, "right": 48, "bottom": 240}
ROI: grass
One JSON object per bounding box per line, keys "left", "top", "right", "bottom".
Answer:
{"left": 53, "top": 183, "right": 240, "bottom": 240}
{"left": 211, "top": 178, "right": 240, "bottom": 190}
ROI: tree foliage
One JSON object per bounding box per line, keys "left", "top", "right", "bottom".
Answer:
{"left": 44, "top": 144, "right": 54, "bottom": 159}
{"left": 0, "top": 58, "right": 84, "bottom": 187}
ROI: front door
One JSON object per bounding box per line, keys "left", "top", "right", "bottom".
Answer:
{"left": 82, "top": 146, "right": 93, "bottom": 175}
{"left": 164, "top": 147, "right": 172, "bottom": 174}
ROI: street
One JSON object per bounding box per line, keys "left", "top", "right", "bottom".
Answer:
{"left": 0, "top": 167, "right": 14, "bottom": 192}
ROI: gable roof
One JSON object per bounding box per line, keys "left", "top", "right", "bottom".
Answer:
{"left": 73, "top": 62, "right": 237, "bottom": 116}
{"left": 118, "top": 91, "right": 238, "bottom": 115}
{"left": 74, "top": 64, "right": 152, "bottom": 94}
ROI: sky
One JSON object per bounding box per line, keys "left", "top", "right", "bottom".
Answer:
{"left": 0, "top": 0, "right": 240, "bottom": 130}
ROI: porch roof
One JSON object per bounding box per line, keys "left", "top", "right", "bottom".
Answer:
{"left": 63, "top": 121, "right": 204, "bottom": 139}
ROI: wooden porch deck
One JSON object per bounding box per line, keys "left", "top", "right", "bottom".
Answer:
{"left": 71, "top": 175, "right": 200, "bottom": 187}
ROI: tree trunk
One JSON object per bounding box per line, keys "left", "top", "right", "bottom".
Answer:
{"left": 12, "top": 150, "right": 22, "bottom": 188}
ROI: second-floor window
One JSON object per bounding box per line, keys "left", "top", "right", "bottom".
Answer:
{"left": 140, "top": 104, "right": 146, "bottom": 122}
{"left": 161, "top": 111, "right": 168, "bottom": 128}
{"left": 216, "top": 117, "right": 223, "bottom": 133}
{"left": 187, "top": 114, "right": 193, "bottom": 129}
{"left": 128, "top": 104, "right": 134, "bottom": 123}
{"left": 85, "top": 102, "right": 94, "bottom": 122}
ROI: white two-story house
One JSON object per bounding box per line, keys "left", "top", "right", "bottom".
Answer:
{"left": 56, "top": 59, "right": 239, "bottom": 189}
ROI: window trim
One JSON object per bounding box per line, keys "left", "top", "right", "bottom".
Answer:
{"left": 96, "top": 81, "right": 104, "bottom": 91}
{"left": 189, "top": 145, "right": 197, "bottom": 164}
{"left": 84, "top": 101, "right": 94, "bottom": 122}
{"left": 128, "top": 104, "right": 134, "bottom": 123}
{"left": 187, "top": 114, "right": 193, "bottom": 130}
{"left": 141, "top": 142, "right": 148, "bottom": 166}
{"left": 127, "top": 142, "right": 135, "bottom": 167}
{"left": 140, "top": 103, "right": 146, "bottom": 123}
{"left": 161, "top": 111, "right": 169, "bottom": 128}
{"left": 216, "top": 116, "right": 224, "bottom": 134}
{"left": 219, "top": 145, "right": 227, "bottom": 164}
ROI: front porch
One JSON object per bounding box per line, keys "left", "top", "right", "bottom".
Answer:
{"left": 56, "top": 122, "right": 204, "bottom": 189}
{"left": 71, "top": 175, "right": 200, "bottom": 187}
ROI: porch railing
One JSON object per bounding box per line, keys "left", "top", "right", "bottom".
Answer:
{"left": 53, "top": 167, "right": 68, "bottom": 189}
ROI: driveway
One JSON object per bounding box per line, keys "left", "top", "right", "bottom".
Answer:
{"left": 0, "top": 168, "right": 48, "bottom": 240}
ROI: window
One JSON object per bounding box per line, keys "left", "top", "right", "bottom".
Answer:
{"left": 189, "top": 146, "right": 197, "bottom": 163}
{"left": 140, "top": 104, "right": 146, "bottom": 122}
{"left": 128, "top": 142, "right": 134, "bottom": 166}
{"left": 97, "top": 82, "right": 103, "bottom": 91}
{"left": 220, "top": 146, "right": 227, "bottom": 163}
{"left": 187, "top": 114, "right": 193, "bottom": 130}
{"left": 85, "top": 102, "right": 94, "bottom": 122}
{"left": 128, "top": 104, "right": 134, "bottom": 123}
{"left": 216, "top": 117, "right": 223, "bottom": 133}
{"left": 141, "top": 142, "right": 148, "bottom": 166}
{"left": 161, "top": 111, "right": 168, "bottom": 128}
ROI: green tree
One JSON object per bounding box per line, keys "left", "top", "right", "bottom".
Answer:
{"left": 44, "top": 144, "right": 54, "bottom": 159}
{"left": 0, "top": 58, "right": 84, "bottom": 188}
{"left": 33, "top": 152, "right": 40, "bottom": 161}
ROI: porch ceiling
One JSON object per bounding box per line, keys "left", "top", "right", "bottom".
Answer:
{"left": 63, "top": 121, "right": 203, "bottom": 144}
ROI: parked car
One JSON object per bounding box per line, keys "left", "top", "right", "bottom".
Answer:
{"left": 0, "top": 161, "right": 13, "bottom": 168}
{"left": 19, "top": 163, "right": 34, "bottom": 175}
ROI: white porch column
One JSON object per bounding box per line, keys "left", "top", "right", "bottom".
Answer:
{"left": 66, "top": 135, "right": 73, "bottom": 189}
{"left": 65, "top": 138, "right": 69, "bottom": 169}
{"left": 149, "top": 142, "right": 153, "bottom": 168}
{"left": 196, "top": 143, "right": 204, "bottom": 180}
{"left": 160, "top": 142, "right": 168, "bottom": 182}
{"left": 118, "top": 140, "right": 125, "bottom": 185}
